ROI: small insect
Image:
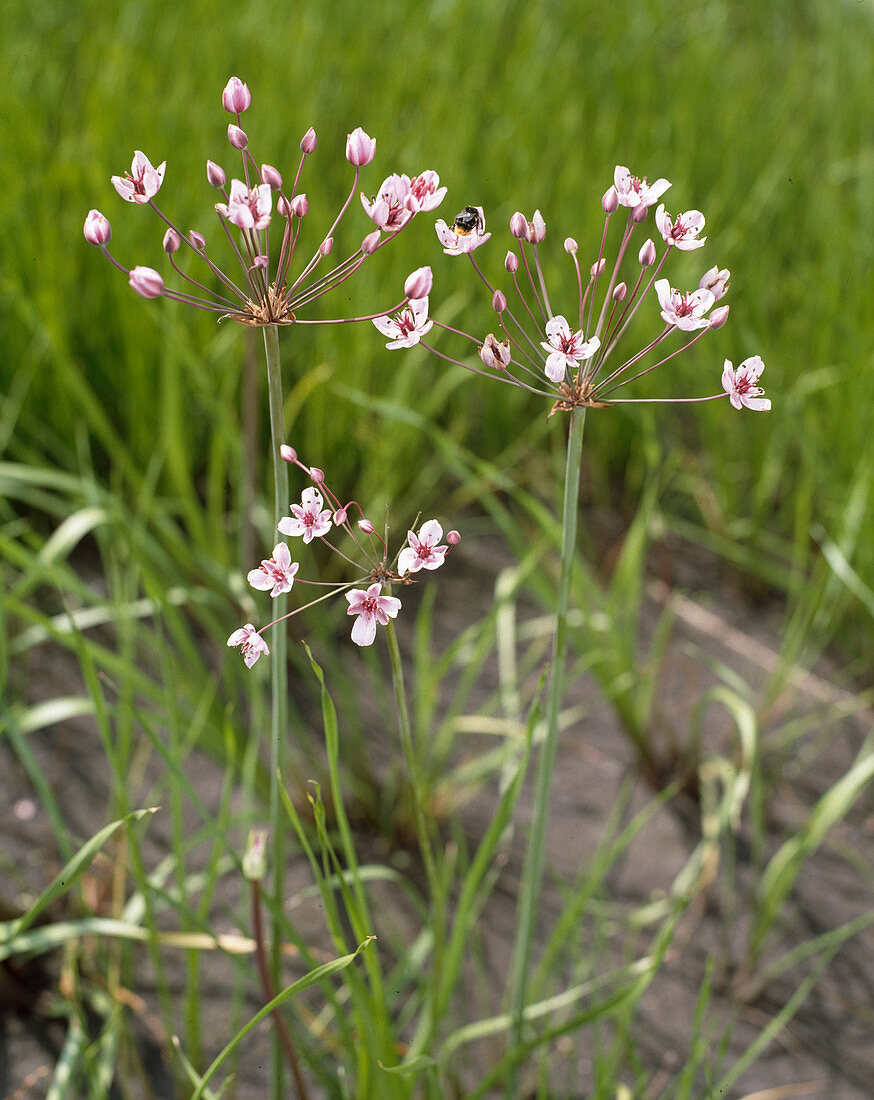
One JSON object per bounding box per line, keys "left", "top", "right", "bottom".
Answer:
{"left": 451, "top": 205, "right": 484, "bottom": 237}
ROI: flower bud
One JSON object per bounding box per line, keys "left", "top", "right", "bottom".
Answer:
{"left": 300, "top": 127, "right": 318, "bottom": 154}
{"left": 261, "top": 164, "right": 282, "bottom": 190}
{"left": 242, "top": 828, "right": 268, "bottom": 881}
{"left": 227, "top": 124, "right": 248, "bottom": 150}
{"left": 447, "top": 530, "right": 461, "bottom": 546}
{"left": 129, "top": 266, "right": 164, "bottom": 299}
{"left": 333, "top": 507, "right": 347, "bottom": 524}
{"left": 509, "top": 211, "right": 526, "bottom": 238}
{"left": 189, "top": 230, "right": 207, "bottom": 251}
{"left": 505, "top": 250, "right": 519, "bottom": 273}
{"left": 632, "top": 202, "right": 648, "bottom": 223}
{"left": 277, "top": 196, "right": 291, "bottom": 217}
{"left": 222, "top": 77, "right": 251, "bottom": 114}
{"left": 404, "top": 265, "right": 433, "bottom": 299}
{"left": 358, "top": 518, "right": 376, "bottom": 534}
{"left": 564, "top": 237, "right": 578, "bottom": 253}
{"left": 526, "top": 210, "right": 545, "bottom": 243}
{"left": 163, "top": 227, "right": 181, "bottom": 254}
{"left": 319, "top": 237, "right": 333, "bottom": 257}
{"left": 708, "top": 304, "right": 730, "bottom": 329}
{"left": 252, "top": 255, "right": 269, "bottom": 269}
{"left": 699, "top": 266, "right": 730, "bottom": 301}
{"left": 602, "top": 186, "right": 619, "bottom": 214}
{"left": 83, "top": 209, "right": 111, "bottom": 246}
{"left": 206, "top": 160, "right": 226, "bottom": 188}
{"left": 288, "top": 194, "right": 307, "bottom": 219}
{"left": 638, "top": 239, "right": 657, "bottom": 267}
{"left": 361, "top": 229, "right": 381, "bottom": 254}
{"left": 612, "top": 282, "right": 627, "bottom": 302}
{"left": 310, "top": 467, "right": 325, "bottom": 484}
{"left": 590, "top": 258, "right": 606, "bottom": 278}
{"left": 280, "top": 444, "right": 297, "bottom": 463}
{"left": 492, "top": 289, "right": 506, "bottom": 312}
{"left": 345, "top": 127, "right": 376, "bottom": 166}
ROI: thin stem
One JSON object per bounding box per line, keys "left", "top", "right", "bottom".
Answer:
{"left": 262, "top": 323, "right": 289, "bottom": 1100}
{"left": 506, "top": 406, "right": 586, "bottom": 1093}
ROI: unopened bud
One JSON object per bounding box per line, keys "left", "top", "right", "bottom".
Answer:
{"left": 83, "top": 209, "right": 111, "bottom": 246}
{"left": 590, "top": 258, "right": 606, "bottom": 278}
{"left": 128, "top": 266, "right": 164, "bottom": 299}
{"left": 290, "top": 193, "right": 309, "bottom": 218}
{"left": 358, "top": 518, "right": 376, "bottom": 534}
{"left": 404, "top": 265, "right": 433, "bottom": 299}
{"left": 632, "top": 202, "right": 648, "bottom": 223}
{"left": 300, "top": 126, "right": 318, "bottom": 154}
{"left": 526, "top": 210, "right": 545, "bottom": 243}
{"left": 612, "top": 282, "right": 627, "bottom": 302}
{"left": 492, "top": 289, "right": 507, "bottom": 313}
{"left": 333, "top": 507, "right": 347, "bottom": 524}
{"left": 310, "top": 467, "right": 325, "bottom": 484}
{"left": 699, "top": 265, "right": 730, "bottom": 301}
{"left": 505, "top": 250, "right": 519, "bottom": 274}
{"left": 261, "top": 164, "right": 282, "bottom": 190}
{"left": 708, "top": 304, "right": 730, "bottom": 329}
{"left": 345, "top": 127, "right": 376, "bottom": 167}
{"left": 252, "top": 255, "right": 268, "bottom": 269}
{"left": 228, "top": 124, "right": 248, "bottom": 150}
{"left": 319, "top": 237, "right": 333, "bottom": 257}
{"left": 163, "top": 227, "right": 181, "bottom": 254}
{"left": 361, "top": 230, "right": 381, "bottom": 254}
{"left": 447, "top": 530, "right": 461, "bottom": 546}
{"left": 242, "top": 828, "right": 268, "bottom": 881}
{"left": 277, "top": 196, "right": 291, "bottom": 217}
{"left": 564, "top": 237, "right": 578, "bottom": 254}
{"left": 509, "top": 212, "right": 526, "bottom": 238}
{"left": 280, "top": 444, "right": 297, "bottom": 463}
{"left": 602, "top": 186, "right": 619, "bottom": 214}
{"left": 222, "top": 76, "right": 251, "bottom": 114}
{"left": 206, "top": 160, "right": 226, "bottom": 188}
{"left": 638, "top": 239, "right": 657, "bottom": 267}
{"left": 189, "top": 230, "right": 207, "bottom": 251}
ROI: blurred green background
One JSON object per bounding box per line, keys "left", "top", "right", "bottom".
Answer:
{"left": 2, "top": 0, "right": 873, "bottom": 650}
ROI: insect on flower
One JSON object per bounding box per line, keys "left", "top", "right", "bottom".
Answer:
{"left": 452, "top": 205, "right": 485, "bottom": 237}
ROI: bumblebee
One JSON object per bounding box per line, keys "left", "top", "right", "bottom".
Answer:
{"left": 452, "top": 205, "right": 484, "bottom": 237}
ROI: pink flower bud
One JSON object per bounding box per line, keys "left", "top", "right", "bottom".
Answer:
{"left": 290, "top": 193, "right": 308, "bottom": 218}
{"left": 345, "top": 127, "right": 376, "bottom": 166}
{"left": 632, "top": 202, "right": 648, "bottom": 223}
{"left": 492, "top": 289, "right": 506, "bottom": 312}
{"left": 708, "top": 304, "right": 730, "bottom": 329}
{"left": 163, "top": 227, "right": 181, "bottom": 254}
{"left": 83, "top": 209, "right": 111, "bottom": 246}
{"left": 447, "top": 530, "right": 461, "bottom": 546}
{"left": 602, "top": 186, "right": 619, "bottom": 214}
{"left": 206, "top": 160, "right": 226, "bottom": 188}
{"left": 333, "top": 507, "right": 347, "bottom": 524}
{"left": 242, "top": 827, "right": 268, "bottom": 882}
{"left": 319, "top": 237, "right": 333, "bottom": 256}
{"left": 404, "top": 266, "right": 433, "bottom": 299}
{"left": 300, "top": 127, "right": 317, "bottom": 154}
{"left": 261, "top": 164, "right": 282, "bottom": 190}
{"left": 590, "top": 258, "right": 606, "bottom": 277}
{"left": 280, "top": 444, "right": 297, "bottom": 463}
{"left": 277, "top": 196, "right": 291, "bottom": 217}
{"left": 638, "top": 239, "right": 657, "bottom": 267}
{"left": 564, "top": 237, "right": 578, "bottom": 253}
{"left": 361, "top": 230, "right": 381, "bottom": 254}
{"left": 189, "top": 230, "right": 207, "bottom": 251}
{"left": 526, "top": 210, "right": 545, "bottom": 243}
{"left": 510, "top": 212, "right": 526, "bottom": 238}
{"left": 699, "top": 266, "right": 730, "bottom": 301}
{"left": 310, "top": 467, "right": 325, "bottom": 483}
{"left": 612, "top": 282, "right": 627, "bottom": 302}
{"left": 505, "top": 250, "right": 519, "bottom": 274}
{"left": 252, "top": 255, "right": 268, "bottom": 269}
{"left": 358, "top": 518, "right": 376, "bottom": 534}
{"left": 129, "top": 265, "right": 164, "bottom": 299}
{"left": 228, "top": 124, "right": 248, "bottom": 150}
{"left": 222, "top": 77, "right": 251, "bottom": 114}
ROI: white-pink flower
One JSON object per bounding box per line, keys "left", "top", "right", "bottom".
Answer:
{"left": 405, "top": 170, "right": 447, "bottom": 213}
{"left": 112, "top": 151, "right": 167, "bottom": 204}
{"left": 398, "top": 520, "right": 448, "bottom": 575}
{"left": 654, "top": 204, "right": 706, "bottom": 250}
{"left": 654, "top": 279, "right": 715, "bottom": 331}
{"left": 540, "top": 316, "right": 600, "bottom": 383}
{"left": 722, "top": 356, "right": 771, "bottom": 411}
{"left": 435, "top": 206, "right": 491, "bottom": 255}
{"left": 227, "top": 623, "right": 270, "bottom": 668}
{"left": 345, "top": 583, "right": 402, "bottom": 647}
{"left": 247, "top": 542, "right": 299, "bottom": 597}
{"left": 613, "top": 166, "right": 670, "bottom": 210}
{"left": 361, "top": 174, "right": 414, "bottom": 232}
{"left": 216, "top": 180, "right": 272, "bottom": 231}
{"left": 373, "top": 298, "right": 433, "bottom": 349}
{"left": 278, "top": 487, "right": 333, "bottom": 543}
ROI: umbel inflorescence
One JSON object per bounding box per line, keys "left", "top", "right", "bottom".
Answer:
{"left": 84, "top": 76, "right": 441, "bottom": 327}
{"left": 377, "top": 166, "right": 770, "bottom": 414}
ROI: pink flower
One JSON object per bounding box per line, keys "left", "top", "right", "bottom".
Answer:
{"left": 480, "top": 334, "right": 512, "bottom": 370}
{"left": 222, "top": 77, "right": 251, "bottom": 114}
{"left": 398, "top": 520, "right": 449, "bottom": 575}
{"left": 112, "top": 151, "right": 167, "bottom": 204}
{"left": 361, "top": 174, "right": 414, "bottom": 232}
{"left": 247, "top": 542, "right": 299, "bottom": 597}
{"left": 373, "top": 297, "right": 433, "bottom": 349}
{"left": 435, "top": 206, "right": 491, "bottom": 255}
{"left": 722, "top": 356, "right": 771, "bottom": 411}
{"left": 346, "top": 127, "right": 376, "bottom": 167}
{"left": 345, "top": 583, "right": 401, "bottom": 647}
{"left": 129, "top": 266, "right": 164, "bottom": 298}
{"left": 215, "top": 179, "right": 272, "bottom": 231}
{"left": 405, "top": 170, "right": 447, "bottom": 213}
{"left": 654, "top": 279, "right": 714, "bottom": 331}
{"left": 83, "top": 209, "right": 111, "bottom": 246}
{"left": 654, "top": 204, "right": 706, "bottom": 250}
{"left": 613, "top": 166, "right": 670, "bottom": 210}
{"left": 277, "top": 487, "right": 333, "bottom": 543}
{"left": 227, "top": 623, "right": 270, "bottom": 668}
{"left": 699, "top": 266, "right": 730, "bottom": 301}
{"left": 540, "top": 316, "right": 600, "bottom": 383}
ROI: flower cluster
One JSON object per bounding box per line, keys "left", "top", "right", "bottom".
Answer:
{"left": 84, "top": 76, "right": 441, "bottom": 328}
{"left": 375, "top": 166, "right": 769, "bottom": 413}
{"left": 228, "top": 446, "right": 460, "bottom": 663}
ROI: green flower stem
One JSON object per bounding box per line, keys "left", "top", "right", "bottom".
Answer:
{"left": 507, "top": 406, "right": 586, "bottom": 1086}
{"left": 262, "top": 323, "right": 289, "bottom": 1098}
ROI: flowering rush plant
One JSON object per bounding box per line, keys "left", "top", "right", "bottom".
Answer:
{"left": 83, "top": 76, "right": 442, "bottom": 327}
{"left": 228, "top": 445, "right": 460, "bottom": 664}
{"left": 377, "top": 165, "right": 770, "bottom": 413}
